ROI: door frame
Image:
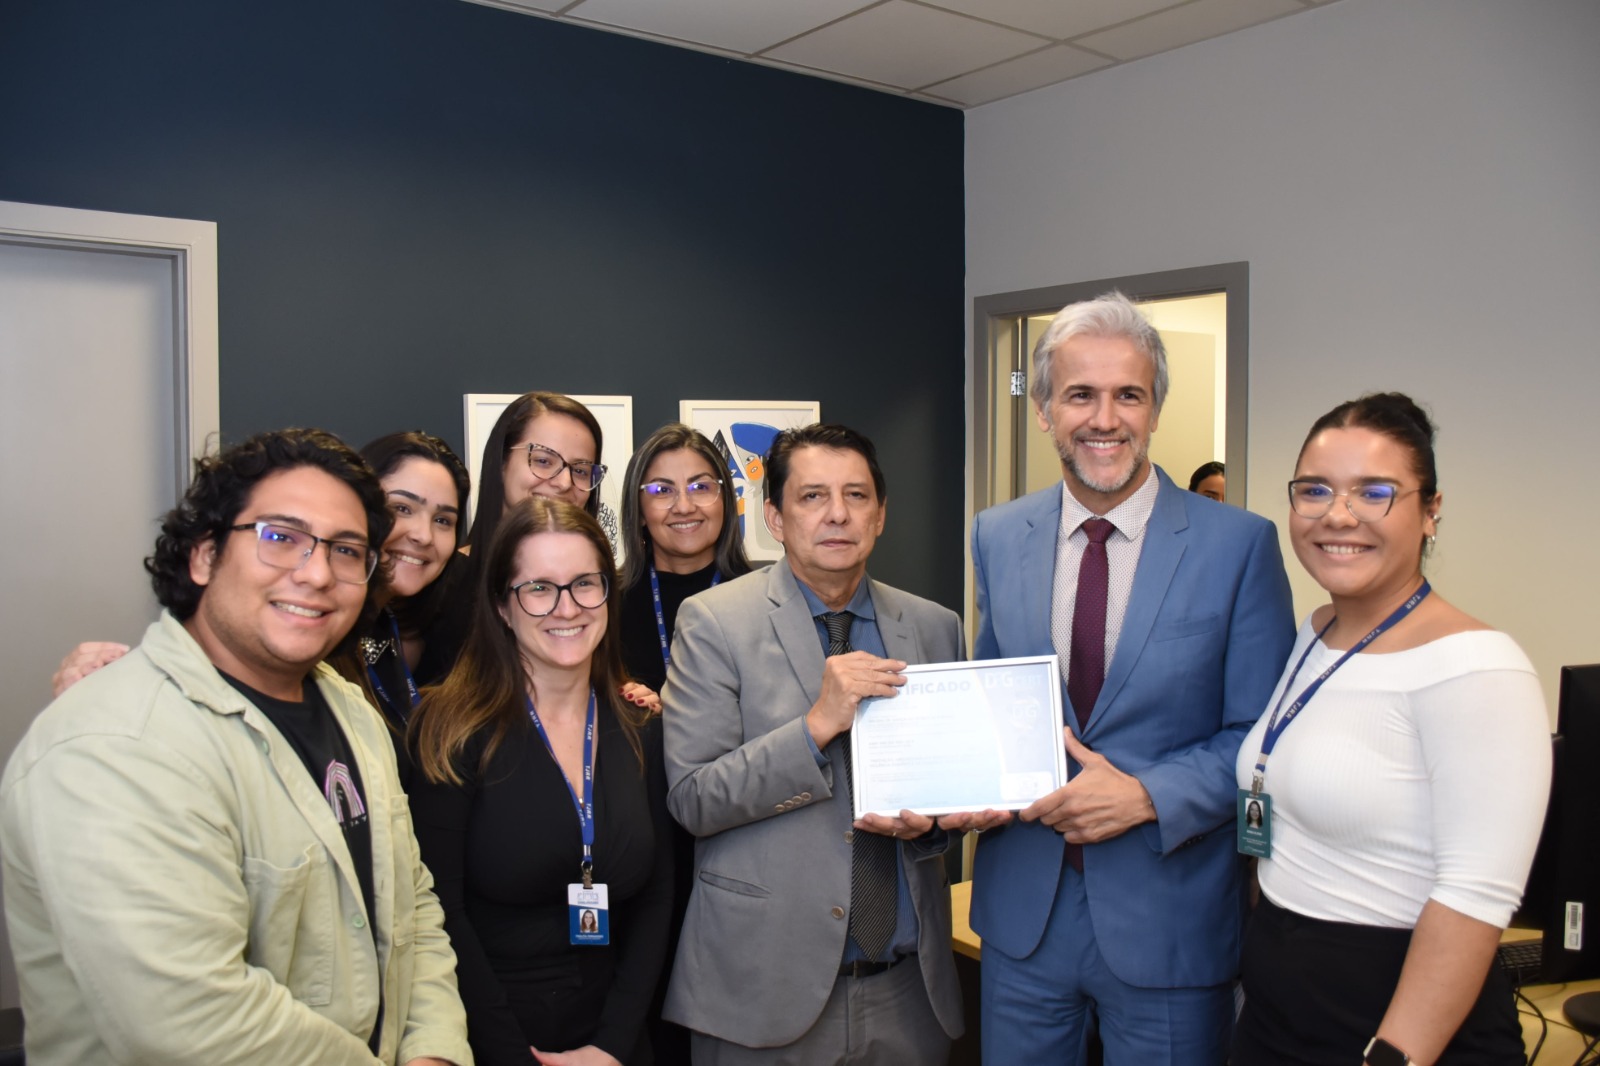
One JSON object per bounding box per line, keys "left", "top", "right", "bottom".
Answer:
{"left": 0, "top": 200, "right": 218, "bottom": 1008}
{"left": 971, "top": 262, "right": 1249, "bottom": 515}
{"left": 0, "top": 200, "right": 220, "bottom": 486}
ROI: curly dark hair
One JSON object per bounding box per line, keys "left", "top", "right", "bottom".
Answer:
{"left": 146, "top": 428, "right": 393, "bottom": 622}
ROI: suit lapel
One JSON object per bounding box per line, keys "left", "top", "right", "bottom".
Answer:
{"left": 872, "top": 581, "right": 921, "bottom": 665}
{"left": 769, "top": 562, "right": 826, "bottom": 706}
{"left": 1020, "top": 489, "right": 1062, "bottom": 655}
{"left": 1088, "top": 469, "right": 1187, "bottom": 731}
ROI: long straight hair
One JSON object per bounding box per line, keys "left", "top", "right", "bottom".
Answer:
{"left": 466, "top": 392, "right": 604, "bottom": 556}
{"left": 411, "top": 497, "right": 643, "bottom": 785}
{"left": 619, "top": 422, "right": 753, "bottom": 591}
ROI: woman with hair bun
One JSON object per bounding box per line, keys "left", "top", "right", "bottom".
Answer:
{"left": 1231, "top": 393, "right": 1550, "bottom": 1066}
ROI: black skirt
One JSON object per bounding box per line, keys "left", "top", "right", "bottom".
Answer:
{"left": 1231, "top": 895, "right": 1523, "bottom": 1066}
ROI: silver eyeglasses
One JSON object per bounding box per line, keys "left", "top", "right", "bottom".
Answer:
{"left": 1287, "top": 480, "right": 1421, "bottom": 523}
{"left": 640, "top": 478, "right": 722, "bottom": 505}
{"left": 229, "top": 522, "right": 378, "bottom": 584}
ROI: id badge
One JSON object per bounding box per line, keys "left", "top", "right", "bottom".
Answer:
{"left": 568, "top": 883, "right": 610, "bottom": 945}
{"left": 1236, "top": 788, "right": 1271, "bottom": 858}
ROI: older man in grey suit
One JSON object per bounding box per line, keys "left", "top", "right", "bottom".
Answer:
{"left": 662, "top": 424, "right": 965, "bottom": 1065}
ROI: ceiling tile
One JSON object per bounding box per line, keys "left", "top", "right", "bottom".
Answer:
{"left": 920, "top": 0, "right": 1184, "bottom": 42}
{"left": 563, "top": 0, "right": 873, "bottom": 55}
{"left": 925, "top": 44, "right": 1112, "bottom": 107}
{"left": 1074, "top": 0, "right": 1304, "bottom": 62}
{"left": 763, "top": 1, "right": 1047, "bottom": 90}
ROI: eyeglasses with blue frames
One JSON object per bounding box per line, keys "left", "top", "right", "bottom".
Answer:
{"left": 509, "top": 572, "right": 610, "bottom": 617}
{"left": 640, "top": 478, "right": 723, "bottom": 505}
{"left": 508, "top": 442, "right": 606, "bottom": 493}
{"left": 1287, "top": 480, "right": 1422, "bottom": 523}
{"left": 228, "top": 522, "right": 378, "bottom": 584}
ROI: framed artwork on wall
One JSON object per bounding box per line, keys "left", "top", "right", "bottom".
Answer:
{"left": 463, "top": 393, "right": 635, "bottom": 564}
{"left": 678, "top": 399, "right": 820, "bottom": 562}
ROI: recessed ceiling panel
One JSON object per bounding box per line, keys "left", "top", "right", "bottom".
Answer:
{"left": 1075, "top": 0, "right": 1304, "bottom": 62}
{"left": 764, "top": 1, "right": 1046, "bottom": 90}
{"left": 921, "top": 0, "right": 1184, "bottom": 42}
{"left": 564, "top": 0, "right": 873, "bottom": 55}
{"left": 925, "top": 44, "right": 1113, "bottom": 107}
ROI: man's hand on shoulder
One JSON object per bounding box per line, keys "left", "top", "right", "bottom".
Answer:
{"left": 1021, "top": 729, "right": 1156, "bottom": 842}
{"left": 804, "top": 651, "right": 906, "bottom": 749}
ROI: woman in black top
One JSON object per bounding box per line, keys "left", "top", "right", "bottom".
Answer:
{"left": 423, "top": 392, "right": 609, "bottom": 682}
{"left": 331, "top": 432, "right": 471, "bottom": 739}
{"left": 409, "top": 498, "right": 671, "bottom": 1066}
{"left": 615, "top": 423, "right": 753, "bottom": 695}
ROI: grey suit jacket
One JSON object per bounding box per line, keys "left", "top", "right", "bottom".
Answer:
{"left": 661, "top": 560, "right": 966, "bottom": 1049}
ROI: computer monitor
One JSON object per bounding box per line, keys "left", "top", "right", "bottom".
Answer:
{"left": 1528, "top": 664, "right": 1600, "bottom": 982}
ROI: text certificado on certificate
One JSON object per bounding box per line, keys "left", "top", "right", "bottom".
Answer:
{"left": 850, "top": 654, "right": 1067, "bottom": 819}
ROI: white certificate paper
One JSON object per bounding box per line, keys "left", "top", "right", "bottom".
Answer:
{"left": 849, "top": 655, "right": 1067, "bottom": 819}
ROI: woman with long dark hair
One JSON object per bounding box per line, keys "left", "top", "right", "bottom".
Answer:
{"left": 616, "top": 423, "right": 753, "bottom": 695}
{"left": 409, "top": 498, "right": 672, "bottom": 1066}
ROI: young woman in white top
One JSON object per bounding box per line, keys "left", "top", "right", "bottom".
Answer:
{"left": 1231, "top": 392, "right": 1550, "bottom": 1066}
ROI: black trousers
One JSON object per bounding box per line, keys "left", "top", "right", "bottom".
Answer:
{"left": 1231, "top": 895, "right": 1523, "bottom": 1066}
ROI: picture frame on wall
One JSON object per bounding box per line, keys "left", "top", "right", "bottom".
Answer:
{"left": 463, "top": 393, "right": 635, "bottom": 565}
{"left": 678, "top": 399, "right": 820, "bottom": 562}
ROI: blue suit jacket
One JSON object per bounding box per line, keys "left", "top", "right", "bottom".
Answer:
{"left": 968, "top": 468, "right": 1294, "bottom": 988}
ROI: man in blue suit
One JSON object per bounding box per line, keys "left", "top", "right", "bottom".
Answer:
{"left": 964, "top": 292, "right": 1294, "bottom": 1064}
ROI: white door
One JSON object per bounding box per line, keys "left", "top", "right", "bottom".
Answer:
{"left": 0, "top": 201, "right": 218, "bottom": 1008}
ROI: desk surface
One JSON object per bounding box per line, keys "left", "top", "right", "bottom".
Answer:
{"left": 949, "top": 883, "right": 1598, "bottom": 1061}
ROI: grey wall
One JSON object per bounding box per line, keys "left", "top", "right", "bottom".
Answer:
{"left": 964, "top": 0, "right": 1600, "bottom": 712}
{"left": 0, "top": 0, "right": 967, "bottom": 608}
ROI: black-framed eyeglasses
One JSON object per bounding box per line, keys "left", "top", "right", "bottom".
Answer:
{"left": 509, "top": 572, "right": 609, "bottom": 617}
{"left": 508, "top": 442, "right": 606, "bottom": 492}
{"left": 229, "top": 522, "right": 378, "bottom": 584}
{"left": 640, "top": 478, "right": 723, "bottom": 505}
{"left": 1287, "top": 480, "right": 1421, "bottom": 523}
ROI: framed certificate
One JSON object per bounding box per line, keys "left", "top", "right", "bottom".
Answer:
{"left": 849, "top": 655, "right": 1067, "bottom": 819}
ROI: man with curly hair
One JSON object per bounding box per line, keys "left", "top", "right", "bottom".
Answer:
{"left": 0, "top": 429, "right": 472, "bottom": 1066}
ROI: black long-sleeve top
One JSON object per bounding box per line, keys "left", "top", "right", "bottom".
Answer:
{"left": 409, "top": 703, "right": 673, "bottom": 1065}
{"left": 618, "top": 563, "right": 721, "bottom": 694}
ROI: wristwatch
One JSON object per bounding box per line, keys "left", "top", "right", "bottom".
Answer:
{"left": 1364, "top": 1037, "right": 1411, "bottom": 1065}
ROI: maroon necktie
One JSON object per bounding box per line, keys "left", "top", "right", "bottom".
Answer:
{"left": 1065, "top": 518, "right": 1114, "bottom": 873}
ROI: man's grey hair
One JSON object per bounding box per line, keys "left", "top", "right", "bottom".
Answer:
{"left": 1029, "top": 291, "right": 1170, "bottom": 415}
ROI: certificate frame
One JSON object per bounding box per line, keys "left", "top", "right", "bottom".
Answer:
{"left": 850, "top": 655, "right": 1067, "bottom": 819}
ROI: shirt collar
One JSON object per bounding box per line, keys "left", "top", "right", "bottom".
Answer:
{"left": 1059, "top": 463, "right": 1161, "bottom": 539}
{"left": 790, "top": 562, "right": 876, "bottom": 621}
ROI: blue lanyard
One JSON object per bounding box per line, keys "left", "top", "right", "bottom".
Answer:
{"left": 649, "top": 564, "right": 721, "bottom": 671}
{"left": 526, "top": 690, "right": 598, "bottom": 887}
{"left": 1251, "top": 580, "right": 1431, "bottom": 795}
{"left": 366, "top": 611, "right": 420, "bottom": 722}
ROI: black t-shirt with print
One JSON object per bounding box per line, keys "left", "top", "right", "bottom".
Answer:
{"left": 222, "top": 671, "right": 381, "bottom": 1050}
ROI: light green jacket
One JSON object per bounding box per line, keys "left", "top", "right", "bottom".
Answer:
{"left": 0, "top": 612, "right": 473, "bottom": 1065}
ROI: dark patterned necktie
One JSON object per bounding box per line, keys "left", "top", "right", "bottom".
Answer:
{"left": 821, "top": 610, "right": 897, "bottom": 961}
{"left": 1065, "top": 517, "right": 1115, "bottom": 873}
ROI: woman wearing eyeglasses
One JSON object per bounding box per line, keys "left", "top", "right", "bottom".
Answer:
{"left": 613, "top": 423, "right": 754, "bottom": 1063}
{"left": 1231, "top": 393, "right": 1550, "bottom": 1066}
{"left": 616, "top": 423, "right": 754, "bottom": 696}
{"left": 409, "top": 497, "right": 672, "bottom": 1066}
{"left": 423, "top": 392, "right": 609, "bottom": 683}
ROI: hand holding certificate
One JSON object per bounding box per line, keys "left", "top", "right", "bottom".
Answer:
{"left": 849, "top": 655, "right": 1067, "bottom": 820}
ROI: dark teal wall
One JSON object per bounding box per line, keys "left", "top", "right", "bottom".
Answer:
{"left": 1, "top": 0, "right": 966, "bottom": 607}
